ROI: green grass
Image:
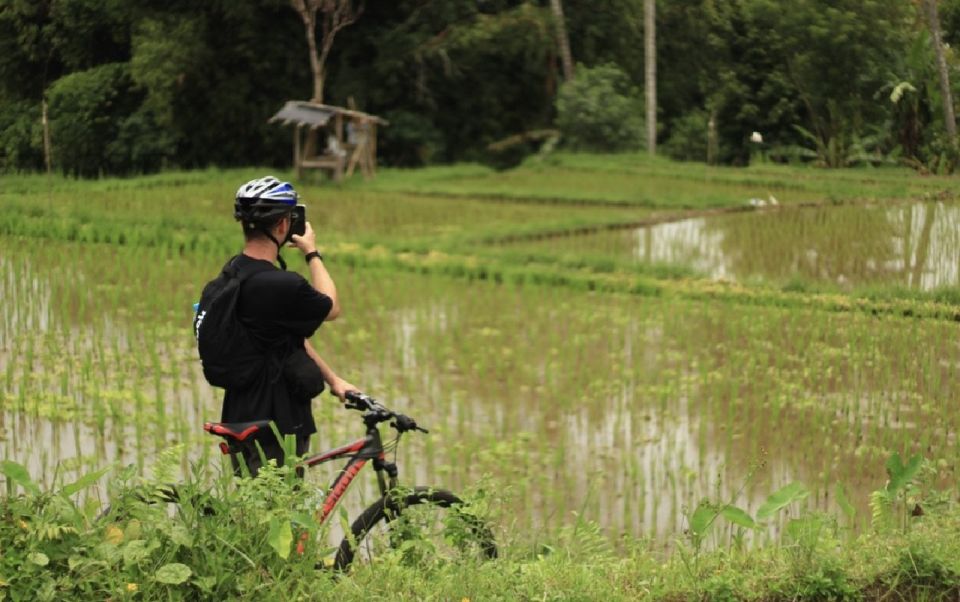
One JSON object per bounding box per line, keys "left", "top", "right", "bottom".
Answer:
{"left": 4, "top": 153, "right": 960, "bottom": 598}
{"left": 3, "top": 456, "right": 960, "bottom": 601}
{"left": 360, "top": 151, "right": 960, "bottom": 208}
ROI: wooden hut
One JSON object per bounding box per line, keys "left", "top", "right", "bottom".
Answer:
{"left": 269, "top": 101, "right": 388, "bottom": 181}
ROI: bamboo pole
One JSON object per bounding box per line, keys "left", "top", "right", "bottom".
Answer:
{"left": 42, "top": 99, "right": 52, "bottom": 173}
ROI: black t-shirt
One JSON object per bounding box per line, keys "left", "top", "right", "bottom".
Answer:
{"left": 220, "top": 254, "right": 332, "bottom": 436}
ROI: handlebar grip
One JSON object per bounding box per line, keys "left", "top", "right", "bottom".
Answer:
{"left": 343, "top": 390, "right": 370, "bottom": 410}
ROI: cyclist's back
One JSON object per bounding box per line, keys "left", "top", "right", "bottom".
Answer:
{"left": 199, "top": 176, "right": 358, "bottom": 475}
{"left": 221, "top": 254, "right": 331, "bottom": 437}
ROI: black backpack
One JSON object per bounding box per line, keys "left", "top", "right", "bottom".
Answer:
{"left": 193, "top": 256, "right": 274, "bottom": 389}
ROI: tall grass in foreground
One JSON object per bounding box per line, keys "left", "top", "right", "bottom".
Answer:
{"left": 2, "top": 450, "right": 959, "bottom": 601}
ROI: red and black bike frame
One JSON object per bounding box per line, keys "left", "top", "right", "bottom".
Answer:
{"left": 302, "top": 420, "right": 397, "bottom": 525}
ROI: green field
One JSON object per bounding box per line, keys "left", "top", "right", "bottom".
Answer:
{"left": 3, "top": 154, "right": 960, "bottom": 599}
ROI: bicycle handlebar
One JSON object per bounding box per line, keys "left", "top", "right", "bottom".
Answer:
{"left": 344, "top": 391, "right": 429, "bottom": 434}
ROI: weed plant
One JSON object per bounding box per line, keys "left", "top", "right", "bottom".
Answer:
{"left": 2, "top": 453, "right": 960, "bottom": 600}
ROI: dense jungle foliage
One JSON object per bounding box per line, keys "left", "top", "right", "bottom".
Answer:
{"left": 3, "top": 0, "right": 960, "bottom": 175}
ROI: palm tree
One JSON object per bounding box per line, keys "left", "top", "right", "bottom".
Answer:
{"left": 923, "top": 0, "right": 957, "bottom": 144}
{"left": 645, "top": 0, "right": 656, "bottom": 154}
{"left": 549, "top": 0, "right": 574, "bottom": 82}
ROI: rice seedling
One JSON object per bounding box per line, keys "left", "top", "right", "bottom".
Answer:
{"left": 2, "top": 158, "right": 959, "bottom": 554}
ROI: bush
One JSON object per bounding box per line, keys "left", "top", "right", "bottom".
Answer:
{"left": 47, "top": 63, "right": 164, "bottom": 177}
{"left": 107, "top": 104, "right": 177, "bottom": 174}
{"left": 663, "top": 109, "right": 710, "bottom": 162}
{"left": 555, "top": 64, "right": 643, "bottom": 152}
{"left": 380, "top": 110, "right": 445, "bottom": 167}
{"left": 0, "top": 99, "right": 43, "bottom": 171}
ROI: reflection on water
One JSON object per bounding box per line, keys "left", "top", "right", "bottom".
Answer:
{"left": 637, "top": 218, "right": 730, "bottom": 280}
{"left": 528, "top": 202, "right": 960, "bottom": 290}
{"left": 642, "top": 202, "right": 960, "bottom": 289}
{"left": 2, "top": 237, "right": 957, "bottom": 546}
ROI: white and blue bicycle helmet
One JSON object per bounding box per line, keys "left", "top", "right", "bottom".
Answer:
{"left": 234, "top": 176, "right": 299, "bottom": 223}
{"left": 234, "top": 176, "right": 300, "bottom": 270}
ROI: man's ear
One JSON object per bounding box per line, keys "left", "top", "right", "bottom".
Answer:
{"left": 275, "top": 215, "right": 290, "bottom": 238}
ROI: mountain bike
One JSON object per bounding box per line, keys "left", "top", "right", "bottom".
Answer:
{"left": 203, "top": 391, "right": 498, "bottom": 569}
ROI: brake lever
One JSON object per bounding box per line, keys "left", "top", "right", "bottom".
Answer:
{"left": 343, "top": 398, "right": 365, "bottom": 411}
{"left": 392, "top": 413, "right": 428, "bottom": 434}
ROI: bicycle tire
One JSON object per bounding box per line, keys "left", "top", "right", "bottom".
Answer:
{"left": 334, "top": 486, "right": 497, "bottom": 570}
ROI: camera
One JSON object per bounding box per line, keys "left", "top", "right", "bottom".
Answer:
{"left": 291, "top": 204, "right": 306, "bottom": 237}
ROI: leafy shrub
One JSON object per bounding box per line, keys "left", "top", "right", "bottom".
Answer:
{"left": 662, "top": 109, "right": 710, "bottom": 162}
{"left": 0, "top": 99, "right": 43, "bottom": 171}
{"left": 47, "top": 63, "right": 166, "bottom": 177}
{"left": 380, "top": 110, "right": 445, "bottom": 167}
{"left": 868, "top": 543, "right": 960, "bottom": 600}
{"left": 0, "top": 455, "right": 329, "bottom": 600}
{"left": 555, "top": 64, "right": 644, "bottom": 152}
{"left": 107, "top": 104, "right": 177, "bottom": 173}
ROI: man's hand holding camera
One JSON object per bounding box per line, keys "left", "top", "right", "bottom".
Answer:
{"left": 290, "top": 221, "right": 319, "bottom": 256}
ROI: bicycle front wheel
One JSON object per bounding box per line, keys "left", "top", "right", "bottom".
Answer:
{"left": 334, "top": 486, "right": 497, "bottom": 570}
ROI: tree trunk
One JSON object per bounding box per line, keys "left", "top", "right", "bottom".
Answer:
{"left": 644, "top": 0, "right": 656, "bottom": 154}
{"left": 313, "top": 66, "right": 325, "bottom": 103}
{"left": 924, "top": 0, "right": 957, "bottom": 144}
{"left": 707, "top": 110, "right": 718, "bottom": 165}
{"left": 549, "top": 0, "right": 574, "bottom": 82}
{"left": 42, "top": 99, "right": 52, "bottom": 173}
{"left": 303, "top": 17, "right": 325, "bottom": 103}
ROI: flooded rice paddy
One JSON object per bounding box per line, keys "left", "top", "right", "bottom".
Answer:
{"left": 2, "top": 216, "right": 957, "bottom": 544}
{"left": 504, "top": 202, "right": 960, "bottom": 291}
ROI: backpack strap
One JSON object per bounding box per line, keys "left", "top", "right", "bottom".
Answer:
{"left": 223, "top": 255, "right": 276, "bottom": 283}
{"left": 223, "top": 256, "right": 286, "bottom": 383}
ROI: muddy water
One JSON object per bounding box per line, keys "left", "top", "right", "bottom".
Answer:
{"left": 507, "top": 202, "right": 960, "bottom": 291}
{"left": 2, "top": 239, "right": 957, "bottom": 545}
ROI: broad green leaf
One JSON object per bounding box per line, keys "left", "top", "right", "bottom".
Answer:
{"left": 290, "top": 511, "right": 317, "bottom": 529}
{"left": 720, "top": 505, "right": 756, "bottom": 530}
{"left": 268, "top": 516, "right": 293, "bottom": 559}
{"left": 690, "top": 502, "right": 719, "bottom": 538}
{"left": 94, "top": 542, "right": 122, "bottom": 564}
{"left": 60, "top": 466, "right": 110, "bottom": 497}
{"left": 757, "top": 482, "right": 809, "bottom": 521}
{"left": 28, "top": 552, "right": 49, "bottom": 567}
{"left": 1, "top": 461, "right": 40, "bottom": 496}
{"left": 154, "top": 563, "right": 192, "bottom": 585}
{"left": 835, "top": 482, "right": 856, "bottom": 522}
{"left": 168, "top": 525, "right": 193, "bottom": 548}
{"left": 886, "top": 453, "right": 922, "bottom": 494}
{"left": 196, "top": 575, "right": 217, "bottom": 592}
{"left": 124, "top": 520, "right": 142, "bottom": 542}
{"left": 785, "top": 516, "right": 823, "bottom": 543}
{"left": 885, "top": 453, "right": 904, "bottom": 482}
{"left": 123, "top": 539, "right": 158, "bottom": 566}
{"left": 104, "top": 524, "right": 124, "bottom": 545}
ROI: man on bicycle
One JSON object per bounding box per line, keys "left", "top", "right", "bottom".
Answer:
{"left": 213, "top": 175, "right": 357, "bottom": 475}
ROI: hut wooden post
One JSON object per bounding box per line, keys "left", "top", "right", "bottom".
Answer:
{"left": 294, "top": 124, "right": 303, "bottom": 179}
{"left": 334, "top": 112, "right": 344, "bottom": 182}
{"left": 369, "top": 123, "right": 378, "bottom": 176}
